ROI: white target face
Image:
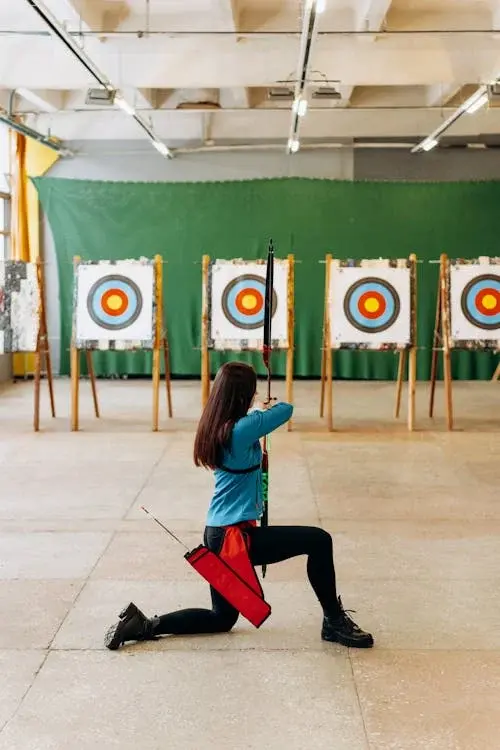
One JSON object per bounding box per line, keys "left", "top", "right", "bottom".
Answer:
{"left": 74, "top": 261, "right": 155, "bottom": 349}
{"left": 209, "top": 260, "right": 289, "bottom": 350}
{"left": 450, "top": 263, "right": 500, "bottom": 343}
{"left": 329, "top": 264, "right": 412, "bottom": 348}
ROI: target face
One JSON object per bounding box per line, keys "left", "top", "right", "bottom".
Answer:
{"left": 221, "top": 274, "right": 277, "bottom": 330}
{"left": 208, "top": 260, "right": 290, "bottom": 350}
{"left": 450, "top": 264, "right": 500, "bottom": 344}
{"left": 329, "top": 263, "right": 412, "bottom": 348}
{"left": 87, "top": 275, "right": 142, "bottom": 330}
{"left": 460, "top": 274, "right": 500, "bottom": 331}
{"left": 74, "top": 261, "right": 155, "bottom": 349}
{"left": 343, "top": 277, "right": 400, "bottom": 334}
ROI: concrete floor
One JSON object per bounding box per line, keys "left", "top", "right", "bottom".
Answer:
{"left": 0, "top": 377, "right": 499, "bottom": 750}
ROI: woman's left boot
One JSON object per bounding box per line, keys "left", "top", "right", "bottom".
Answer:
{"left": 105, "top": 602, "right": 160, "bottom": 650}
{"left": 321, "top": 596, "right": 374, "bottom": 649}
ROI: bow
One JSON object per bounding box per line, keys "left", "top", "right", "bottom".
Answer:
{"left": 261, "top": 239, "right": 274, "bottom": 578}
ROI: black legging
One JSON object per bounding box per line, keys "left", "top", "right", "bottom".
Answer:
{"left": 155, "top": 525, "right": 340, "bottom": 635}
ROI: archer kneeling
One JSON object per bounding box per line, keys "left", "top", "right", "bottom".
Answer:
{"left": 105, "top": 362, "right": 374, "bottom": 651}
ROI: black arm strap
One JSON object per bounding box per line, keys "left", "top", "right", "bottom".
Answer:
{"left": 218, "top": 463, "right": 261, "bottom": 475}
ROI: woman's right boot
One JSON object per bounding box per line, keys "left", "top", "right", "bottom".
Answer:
{"left": 105, "top": 602, "right": 159, "bottom": 650}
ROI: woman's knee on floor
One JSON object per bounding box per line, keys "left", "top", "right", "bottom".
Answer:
{"left": 214, "top": 610, "right": 239, "bottom": 632}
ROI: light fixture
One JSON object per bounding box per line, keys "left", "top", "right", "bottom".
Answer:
{"left": 152, "top": 140, "right": 170, "bottom": 157}
{"left": 421, "top": 138, "right": 438, "bottom": 152}
{"left": 115, "top": 95, "right": 136, "bottom": 116}
{"left": 24, "top": 0, "right": 173, "bottom": 158}
{"left": 464, "top": 91, "right": 488, "bottom": 115}
{"left": 293, "top": 98, "right": 308, "bottom": 117}
{"left": 412, "top": 84, "right": 490, "bottom": 154}
{"left": 288, "top": 138, "right": 300, "bottom": 153}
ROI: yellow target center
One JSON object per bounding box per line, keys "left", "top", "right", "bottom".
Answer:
{"left": 364, "top": 297, "right": 380, "bottom": 314}
{"left": 106, "top": 294, "right": 124, "bottom": 311}
{"left": 241, "top": 293, "right": 258, "bottom": 310}
{"left": 482, "top": 293, "right": 496, "bottom": 311}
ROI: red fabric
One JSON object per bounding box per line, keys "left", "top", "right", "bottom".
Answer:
{"left": 185, "top": 523, "right": 271, "bottom": 629}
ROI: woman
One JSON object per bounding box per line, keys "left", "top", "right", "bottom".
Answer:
{"left": 105, "top": 362, "right": 373, "bottom": 650}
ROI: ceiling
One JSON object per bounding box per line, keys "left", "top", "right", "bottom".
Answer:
{"left": 2, "top": 0, "right": 500, "bottom": 153}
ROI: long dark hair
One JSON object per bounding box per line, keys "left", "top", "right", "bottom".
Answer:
{"left": 193, "top": 362, "right": 257, "bottom": 469}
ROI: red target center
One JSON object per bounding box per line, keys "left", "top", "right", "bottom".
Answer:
{"left": 358, "top": 291, "right": 387, "bottom": 319}
{"left": 475, "top": 287, "right": 500, "bottom": 317}
{"left": 101, "top": 288, "right": 129, "bottom": 317}
{"left": 235, "top": 288, "right": 264, "bottom": 316}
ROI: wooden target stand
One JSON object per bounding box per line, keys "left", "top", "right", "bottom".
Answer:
{"left": 319, "top": 254, "right": 418, "bottom": 432}
{"left": 70, "top": 255, "right": 173, "bottom": 432}
{"left": 30, "top": 257, "right": 56, "bottom": 431}
{"left": 429, "top": 253, "right": 499, "bottom": 430}
{"left": 200, "top": 254, "right": 295, "bottom": 431}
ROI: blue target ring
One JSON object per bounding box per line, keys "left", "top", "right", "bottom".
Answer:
{"left": 344, "top": 277, "right": 401, "bottom": 333}
{"left": 222, "top": 274, "right": 277, "bottom": 330}
{"left": 87, "top": 274, "right": 143, "bottom": 330}
{"left": 460, "top": 274, "right": 500, "bottom": 330}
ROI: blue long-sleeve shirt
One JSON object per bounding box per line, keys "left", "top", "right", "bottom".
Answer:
{"left": 206, "top": 402, "right": 293, "bottom": 527}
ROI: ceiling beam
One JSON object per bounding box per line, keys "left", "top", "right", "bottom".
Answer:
{"left": 216, "top": 0, "right": 249, "bottom": 108}
{"left": 426, "top": 83, "right": 463, "bottom": 108}
{"left": 15, "top": 88, "right": 66, "bottom": 112}
{"left": 356, "top": 0, "right": 393, "bottom": 32}
{"left": 216, "top": 0, "right": 242, "bottom": 31}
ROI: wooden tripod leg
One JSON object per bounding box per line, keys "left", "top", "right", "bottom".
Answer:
{"left": 201, "top": 255, "right": 210, "bottom": 409}
{"left": 163, "top": 337, "right": 173, "bottom": 418}
{"left": 440, "top": 255, "right": 453, "bottom": 431}
{"left": 408, "top": 345, "right": 417, "bottom": 432}
{"left": 44, "top": 342, "right": 56, "bottom": 418}
{"left": 85, "top": 350, "right": 100, "bottom": 418}
{"left": 33, "top": 336, "right": 42, "bottom": 432}
{"left": 394, "top": 349, "right": 407, "bottom": 419}
{"left": 407, "top": 253, "right": 418, "bottom": 432}
{"left": 319, "top": 338, "right": 327, "bottom": 418}
{"left": 429, "top": 265, "right": 442, "bottom": 418}
{"left": 492, "top": 360, "right": 500, "bottom": 382}
{"left": 70, "top": 346, "right": 80, "bottom": 432}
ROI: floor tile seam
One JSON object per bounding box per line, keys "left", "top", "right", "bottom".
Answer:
{"left": 300, "top": 435, "right": 326, "bottom": 528}
{"left": 42, "top": 440, "right": 171, "bottom": 655}
{"left": 0, "top": 647, "right": 51, "bottom": 737}
{"left": 348, "top": 653, "right": 372, "bottom": 750}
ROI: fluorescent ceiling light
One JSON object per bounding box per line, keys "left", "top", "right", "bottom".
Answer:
{"left": 465, "top": 91, "right": 488, "bottom": 114}
{"left": 153, "top": 140, "right": 170, "bottom": 157}
{"left": 293, "top": 98, "right": 308, "bottom": 117}
{"left": 287, "top": 138, "right": 300, "bottom": 154}
{"left": 422, "top": 138, "right": 438, "bottom": 152}
{"left": 115, "top": 96, "right": 135, "bottom": 116}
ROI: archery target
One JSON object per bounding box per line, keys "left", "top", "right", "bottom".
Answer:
{"left": 450, "top": 264, "right": 500, "bottom": 343}
{"left": 330, "top": 264, "right": 412, "bottom": 347}
{"left": 75, "top": 261, "right": 155, "bottom": 349}
{"left": 209, "top": 260, "right": 289, "bottom": 350}
{"left": 87, "top": 275, "right": 143, "bottom": 330}
{"left": 221, "top": 274, "right": 277, "bottom": 330}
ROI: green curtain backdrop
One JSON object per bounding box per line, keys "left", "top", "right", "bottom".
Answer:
{"left": 34, "top": 176, "right": 498, "bottom": 380}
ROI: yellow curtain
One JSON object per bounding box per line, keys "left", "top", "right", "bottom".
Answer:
{"left": 11, "top": 133, "right": 60, "bottom": 375}
{"left": 11, "top": 131, "right": 31, "bottom": 262}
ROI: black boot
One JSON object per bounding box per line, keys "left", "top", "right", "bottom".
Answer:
{"left": 105, "top": 602, "right": 159, "bottom": 650}
{"left": 321, "top": 596, "right": 374, "bottom": 649}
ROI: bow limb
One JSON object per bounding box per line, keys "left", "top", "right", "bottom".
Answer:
{"left": 261, "top": 240, "right": 274, "bottom": 578}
